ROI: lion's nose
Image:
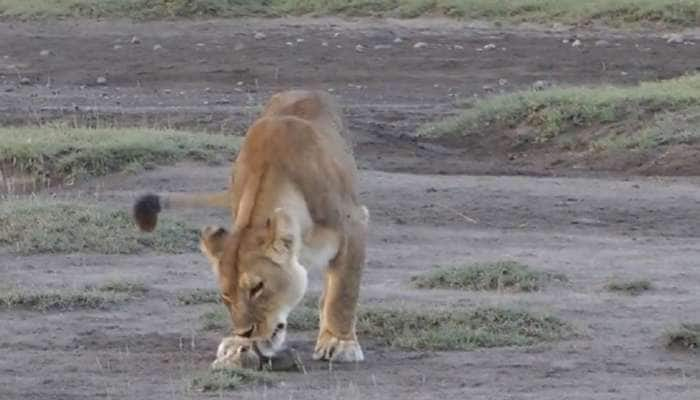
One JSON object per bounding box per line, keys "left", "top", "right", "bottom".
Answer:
{"left": 277, "top": 323, "right": 285, "bottom": 330}
{"left": 235, "top": 326, "right": 254, "bottom": 338}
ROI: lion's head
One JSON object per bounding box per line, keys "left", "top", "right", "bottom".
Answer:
{"left": 199, "top": 209, "right": 307, "bottom": 356}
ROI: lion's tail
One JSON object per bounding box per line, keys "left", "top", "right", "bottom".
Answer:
{"left": 133, "top": 191, "right": 230, "bottom": 232}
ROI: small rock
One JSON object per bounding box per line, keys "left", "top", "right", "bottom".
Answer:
{"left": 483, "top": 43, "right": 496, "bottom": 50}
{"left": 453, "top": 44, "right": 464, "bottom": 50}
{"left": 562, "top": 38, "right": 570, "bottom": 44}
{"left": 153, "top": 44, "right": 163, "bottom": 51}
{"left": 532, "top": 80, "right": 552, "bottom": 91}
{"left": 286, "top": 42, "right": 294, "bottom": 46}
{"left": 355, "top": 44, "right": 365, "bottom": 52}
{"left": 498, "top": 78, "right": 509, "bottom": 86}
{"left": 19, "top": 77, "right": 31, "bottom": 85}
{"left": 321, "top": 41, "right": 329, "bottom": 47}
{"left": 571, "top": 39, "right": 582, "bottom": 47}
{"left": 393, "top": 37, "right": 403, "bottom": 43}
{"left": 96, "top": 76, "right": 107, "bottom": 85}
{"left": 327, "top": 88, "right": 335, "bottom": 93}
{"left": 196, "top": 43, "right": 206, "bottom": 47}
{"left": 204, "top": 87, "right": 211, "bottom": 93}
{"left": 254, "top": 32, "right": 267, "bottom": 40}
{"left": 666, "top": 33, "right": 684, "bottom": 44}
{"left": 39, "top": 49, "right": 52, "bottom": 57}
{"left": 594, "top": 39, "right": 610, "bottom": 47}
{"left": 203, "top": 100, "right": 210, "bottom": 105}
{"left": 413, "top": 42, "right": 428, "bottom": 49}
{"left": 130, "top": 36, "right": 141, "bottom": 44}
{"left": 296, "top": 38, "right": 304, "bottom": 43}
{"left": 333, "top": 32, "right": 341, "bottom": 38}
{"left": 113, "top": 44, "right": 123, "bottom": 50}
{"left": 163, "top": 89, "right": 172, "bottom": 94}
{"left": 373, "top": 44, "right": 392, "bottom": 50}
{"left": 236, "top": 81, "right": 244, "bottom": 86}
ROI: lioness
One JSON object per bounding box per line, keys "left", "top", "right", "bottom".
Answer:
{"left": 133, "top": 90, "right": 368, "bottom": 363}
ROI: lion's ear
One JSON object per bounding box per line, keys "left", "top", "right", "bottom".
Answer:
{"left": 200, "top": 226, "right": 229, "bottom": 277}
{"left": 264, "top": 209, "right": 297, "bottom": 264}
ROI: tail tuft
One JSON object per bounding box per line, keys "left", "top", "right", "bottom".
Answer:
{"left": 133, "top": 193, "right": 161, "bottom": 232}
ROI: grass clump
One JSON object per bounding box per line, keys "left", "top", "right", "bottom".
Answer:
{"left": 419, "top": 75, "right": 700, "bottom": 144}
{"left": 665, "top": 324, "right": 700, "bottom": 351}
{"left": 2, "top": 0, "right": 700, "bottom": 28}
{"left": 201, "top": 297, "right": 572, "bottom": 351}
{"left": 411, "top": 261, "right": 566, "bottom": 292}
{"left": 606, "top": 279, "right": 653, "bottom": 296}
{"left": 96, "top": 280, "right": 149, "bottom": 295}
{"left": 190, "top": 367, "right": 271, "bottom": 392}
{"left": 0, "top": 287, "right": 127, "bottom": 311}
{"left": 177, "top": 288, "right": 220, "bottom": 305}
{"left": 0, "top": 199, "right": 198, "bottom": 255}
{"left": 0, "top": 126, "right": 238, "bottom": 186}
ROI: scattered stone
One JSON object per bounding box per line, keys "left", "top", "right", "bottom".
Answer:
{"left": 336, "top": 45, "right": 343, "bottom": 49}
{"left": 453, "top": 44, "right": 464, "bottom": 50}
{"left": 254, "top": 32, "right": 267, "bottom": 40}
{"left": 203, "top": 100, "right": 210, "bottom": 105}
{"left": 286, "top": 42, "right": 294, "bottom": 46}
{"left": 19, "top": 77, "right": 31, "bottom": 85}
{"left": 130, "top": 36, "right": 141, "bottom": 44}
{"left": 483, "top": 43, "right": 496, "bottom": 50}
{"left": 562, "top": 38, "right": 570, "bottom": 44}
{"left": 355, "top": 44, "right": 366, "bottom": 52}
{"left": 153, "top": 44, "right": 163, "bottom": 51}
{"left": 666, "top": 33, "right": 684, "bottom": 44}
{"left": 393, "top": 37, "right": 403, "bottom": 43}
{"left": 204, "top": 87, "right": 211, "bottom": 93}
{"left": 163, "top": 89, "right": 172, "bottom": 94}
{"left": 196, "top": 43, "right": 206, "bottom": 47}
{"left": 236, "top": 81, "right": 244, "bottom": 86}
{"left": 333, "top": 32, "right": 341, "bottom": 38}
{"left": 571, "top": 39, "right": 582, "bottom": 47}
{"left": 594, "top": 39, "right": 610, "bottom": 47}
{"left": 373, "top": 44, "right": 392, "bottom": 50}
{"left": 321, "top": 41, "right": 329, "bottom": 47}
{"left": 296, "top": 38, "right": 304, "bottom": 43}
{"left": 413, "top": 42, "right": 428, "bottom": 49}
{"left": 39, "top": 50, "right": 52, "bottom": 57}
{"left": 498, "top": 78, "right": 509, "bottom": 86}
{"left": 113, "top": 44, "right": 123, "bottom": 50}
{"left": 532, "top": 80, "right": 552, "bottom": 91}
{"left": 96, "top": 76, "right": 107, "bottom": 85}
{"left": 327, "top": 88, "right": 335, "bottom": 92}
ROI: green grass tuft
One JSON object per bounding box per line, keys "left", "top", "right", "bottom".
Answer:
{"left": 0, "top": 287, "right": 128, "bottom": 311}
{"left": 606, "top": 279, "right": 653, "bottom": 296}
{"left": 0, "top": 199, "right": 199, "bottom": 255}
{"left": 665, "top": 324, "right": 700, "bottom": 351}
{"left": 0, "top": 126, "right": 238, "bottom": 186}
{"left": 411, "top": 261, "right": 566, "bottom": 292}
{"left": 200, "top": 298, "right": 572, "bottom": 351}
{"left": 190, "top": 367, "right": 271, "bottom": 392}
{"left": 2, "top": 0, "right": 700, "bottom": 28}
{"left": 96, "top": 280, "right": 149, "bottom": 295}
{"left": 419, "top": 75, "right": 700, "bottom": 144}
{"left": 177, "top": 288, "right": 220, "bottom": 305}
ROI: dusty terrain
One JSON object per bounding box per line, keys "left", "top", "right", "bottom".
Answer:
{"left": 1, "top": 18, "right": 700, "bottom": 400}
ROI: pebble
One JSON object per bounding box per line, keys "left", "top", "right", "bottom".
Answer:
{"left": 413, "top": 42, "right": 428, "bottom": 49}
{"left": 532, "top": 80, "right": 552, "bottom": 91}
{"left": 39, "top": 50, "right": 52, "bottom": 56}
{"left": 483, "top": 43, "right": 496, "bottom": 50}
{"left": 130, "top": 36, "right": 140, "bottom": 44}
{"left": 393, "top": 37, "right": 403, "bottom": 43}
{"left": 96, "top": 76, "right": 107, "bottom": 85}
{"left": 571, "top": 39, "right": 582, "bottom": 47}
{"left": 355, "top": 44, "right": 365, "bottom": 52}
{"left": 453, "top": 44, "right": 464, "bottom": 50}
{"left": 196, "top": 43, "right": 206, "bottom": 47}
{"left": 153, "top": 44, "right": 163, "bottom": 51}
{"left": 333, "top": 32, "right": 341, "bottom": 38}
{"left": 594, "top": 40, "right": 610, "bottom": 47}
{"left": 321, "top": 41, "right": 329, "bottom": 47}
{"left": 296, "top": 38, "right": 304, "bottom": 43}
{"left": 498, "top": 78, "right": 509, "bottom": 86}
{"left": 666, "top": 33, "right": 684, "bottom": 44}
{"left": 254, "top": 32, "right": 267, "bottom": 40}
{"left": 19, "top": 77, "right": 31, "bottom": 85}
{"left": 113, "top": 44, "right": 123, "bottom": 50}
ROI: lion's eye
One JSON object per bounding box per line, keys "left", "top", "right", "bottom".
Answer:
{"left": 250, "top": 282, "right": 264, "bottom": 298}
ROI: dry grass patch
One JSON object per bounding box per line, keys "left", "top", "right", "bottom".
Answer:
{"left": 665, "top": 324, "right": 700, "bottom": 352}
{"left": 177, "top": 288, "right": 220, "bottom": 305}
{"left": 0, "top": 198, "right": 198, "bottom": 255}
{"left": 190, "top": 367, "right": 271, "bottom": 392}
{"left": 411, "top": 261, "right": 566, "bottom": 292}
{"left": 0, "top": 125, "right": 238, "bottom": 188}
{"left": 606, "top": 279, "right": 653, "bottom": 296}
{"left": 200, "top": 296, "right": 572, "bottom": 351}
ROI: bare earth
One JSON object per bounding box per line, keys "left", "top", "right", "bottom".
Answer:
{"left": 1, "top": 18, "right": 699, "bottom": 400}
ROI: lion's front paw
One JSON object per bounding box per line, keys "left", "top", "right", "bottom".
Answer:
{"left": 313, "top": 333, "right": 364, "bottom": 362}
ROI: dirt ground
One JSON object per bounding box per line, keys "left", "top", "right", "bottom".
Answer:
{"left": 1, "top": 17, "right": 700, "bottom": 400}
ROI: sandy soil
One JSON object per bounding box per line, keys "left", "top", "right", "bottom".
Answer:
{"left": 1, "top": 18, "right": 699, "bottom": 400}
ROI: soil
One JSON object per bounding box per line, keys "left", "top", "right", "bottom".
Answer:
{"left": 1, "top": 17, "right": 699, "bottom": 400}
